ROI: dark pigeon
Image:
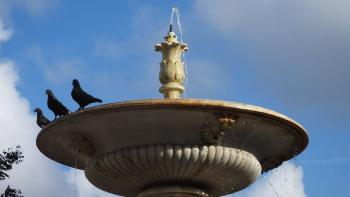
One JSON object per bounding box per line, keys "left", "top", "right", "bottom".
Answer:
{"left": 33, "top": 108, "right": 50, "bottom": 128}
{"left": 45, "top": 89, "right": 70, "bottom": 119}
{"left": 71, "top": 79, "right": 102, "bottom": 111}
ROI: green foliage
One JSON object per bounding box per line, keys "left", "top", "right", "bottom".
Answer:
{"left": 0, "top": 186, "right": 23, "bottom": 197}
{"left": 0, "top": 146, "right": 24, "bottom": 197}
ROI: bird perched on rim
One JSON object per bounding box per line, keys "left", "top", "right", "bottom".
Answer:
{"left": 33, "top": 108, "right": 50, "bottom": 128}
{"left": 71, "top": 79, "right": 102, "bottom": 111}
{"left": 45, "top": 89, "right": 70, "bottom": 119}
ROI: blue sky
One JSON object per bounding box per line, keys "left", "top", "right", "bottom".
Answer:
{"left": 0, "top": 0, "right": 349, "bottom": 196}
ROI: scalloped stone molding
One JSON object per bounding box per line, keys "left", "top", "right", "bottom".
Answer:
{"left": 86, "top": 145, "right": 261, "bottom": 196}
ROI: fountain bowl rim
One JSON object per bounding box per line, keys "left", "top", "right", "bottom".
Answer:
{"left": 37, "top": 98, "right": 309, "bottom": 164}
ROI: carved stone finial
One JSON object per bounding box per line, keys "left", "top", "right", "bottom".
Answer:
{"left": 155, "top": 30, "right": 188, "bottom": 99}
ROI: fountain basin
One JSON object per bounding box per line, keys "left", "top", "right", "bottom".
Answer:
{"left": 36, "top": 99, "right": 308, "bottom": 196}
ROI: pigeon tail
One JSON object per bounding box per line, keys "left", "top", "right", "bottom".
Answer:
{"left": 93, "top": 98, "right": 103, "bottom": 103}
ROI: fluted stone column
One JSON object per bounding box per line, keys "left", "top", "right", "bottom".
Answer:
{"left": 155, "top": 27, "right": 188, "bottom": 99}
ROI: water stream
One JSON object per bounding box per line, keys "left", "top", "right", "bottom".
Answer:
{"left": 263, "top": 174, "right": 281, "bottom": 197}
{"left": 169, "top": 7, "right": 189, "bottom": 98}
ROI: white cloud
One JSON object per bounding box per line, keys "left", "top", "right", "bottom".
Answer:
{"left": 195, "top": 0, "right": 350, "bottom": 119}
{"left": 230, "top": 162, "right": 306, "bottom": 197}
{"left": 247, "top": 162, "right": 306, "bottom": 197}
{"left": 195, "top": 0, "right": 350, "bottom": 39}
{"left": 0, "top": 61, "right": 113, "bottom": 197}
{"left": 0, "top": 61, "right": 74, "bottom": 196}
{"left": 0, "top": 1, "right": 76, "bottom": 195}
{"left": 0, "top": 19, "right": 12, "bottom": 43}
{"left": 0, "top": 4, "right": 108, "bottom": 194}
{"left": 0, "top": 0, "right": 58, "bottom": 45}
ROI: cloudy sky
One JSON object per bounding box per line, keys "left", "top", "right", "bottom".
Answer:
{"left": 0, "top": 0, "right": 349, "bottom": 196}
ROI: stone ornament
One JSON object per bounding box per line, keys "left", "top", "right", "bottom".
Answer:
{"left": 155, "top": 29, "right": 188, "bottom": 99}
{"left": 60, "top": 132, "right": 95, "bottom": 157}
{"left": 200, "top": 115, "right": 236, "bottom": 145}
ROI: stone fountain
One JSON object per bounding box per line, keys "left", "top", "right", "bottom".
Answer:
{"left": 36, "top": 25, "right": 308, "bottom": 197}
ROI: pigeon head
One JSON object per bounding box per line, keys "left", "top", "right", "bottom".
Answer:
{"left": 45, "top": 89, "right": 54, "bottom": 96}
{"left": 72, "top": 79, "right": 80, "bottom": 87}
{"left": 33, "top": 108, "right": 42, "bottom": 114}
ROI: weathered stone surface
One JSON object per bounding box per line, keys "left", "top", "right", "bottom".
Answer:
{"left": 36, "top": 99, "right": 308, "bottom": 196}
{"left": 85, "top": 145, "right": 261, "bottom": 196}
{"left": 155, "top": 31, "right": 188, "bottom": 99}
